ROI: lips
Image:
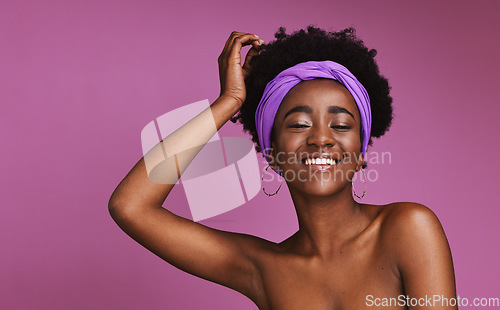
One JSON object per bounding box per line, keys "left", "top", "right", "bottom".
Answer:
{"left": 301, "top": 153, "right": 341, "bottom": 164}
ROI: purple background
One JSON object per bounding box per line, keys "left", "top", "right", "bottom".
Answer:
{"left": 2, "top": 0, "right": 499, "bottom": 309}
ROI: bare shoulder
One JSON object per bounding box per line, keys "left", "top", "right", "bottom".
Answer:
{"left": 358, "top": 202, "right": 442, "bottom": 238}
{"left": 373, "top": 203, "right": 457, "bottom": 299}
{"left": 375, "top": 201, "right": 453, "bottom": 274}
{"left": 374, "top": 202, "right": 450, "bottom": 262}
{"left": 377, "top": 201, "right": 443, "bottom": 238}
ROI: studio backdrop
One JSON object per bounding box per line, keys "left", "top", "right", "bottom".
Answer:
{"left": 1, "top": 0, "right": 499, "bottom": 309}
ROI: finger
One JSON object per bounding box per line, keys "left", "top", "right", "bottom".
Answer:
{"left": 225, "top": 31, "right": 246, "bottom": 50}
{"left": 242, "top": 41, "right": 263, "bottom": 74}
{"left": 249, "top": 38, "right": 264, "bottom": 50}
{"left": 219, "top": 31, "right": 247, "bottom": 62}
{"left": 242, "top": 49, "right": 257, "bottom": 78}
{"left": 227, "top": 34, "right": 261, "bottom": 65}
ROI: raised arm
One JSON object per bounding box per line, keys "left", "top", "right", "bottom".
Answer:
{"left": 108, "top": 32, "right": 267, "bottom": 300}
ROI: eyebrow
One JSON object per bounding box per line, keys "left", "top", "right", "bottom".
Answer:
{"left": 283, "top": 105, "right": 355, "bottom": 120}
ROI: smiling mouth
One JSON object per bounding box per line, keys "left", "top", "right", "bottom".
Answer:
{"left": 303, "top": 158, "right": 342, "bottom": 166}
{"left": 300, "top": 157, "right": 343, "bottom": 172}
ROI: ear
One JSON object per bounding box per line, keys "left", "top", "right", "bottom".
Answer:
{"left": 268, "top": 141, "right": 280, "bottom": 171}
{"left": 355, "top": 152, "right": 364, "bottom": 171}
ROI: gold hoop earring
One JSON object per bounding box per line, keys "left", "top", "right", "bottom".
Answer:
{"left": 261, "top": 165, "right": 283, "bottom": 197}
{"left": 352, "top": 166, "right": 367, "bottom": 199}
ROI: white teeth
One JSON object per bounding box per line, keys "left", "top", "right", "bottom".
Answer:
{"left": 304, "top": 158, "right": 337, "bottom": 166}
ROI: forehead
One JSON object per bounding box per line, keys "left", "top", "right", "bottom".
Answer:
{"left": 276, "top": 78, "right": 360, "bottom": 119}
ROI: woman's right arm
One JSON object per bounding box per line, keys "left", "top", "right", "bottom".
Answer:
{"left": 108, "top": 32, "right": 267, "bottom": 300}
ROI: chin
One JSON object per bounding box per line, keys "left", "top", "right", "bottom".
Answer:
{"left": 288, "top": 174, "right": 347, "bottom": 197}
{"left": 305, "top": 184, "right": 345, "bottom": 197}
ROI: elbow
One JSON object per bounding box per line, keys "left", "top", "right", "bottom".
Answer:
{"left": 108, "top": 199, "right": 136, "bottom": 227}
{"left": 108, "top": 193, "right": 146, "bottom": 223}
{"left": 108, "top": 198, "right": 120, "bottom": 219}
{"left": 108, "top": 196, "right": 122, "bottom": 222}
{"left": 108, "top": 199, "right": 139, "bottom": 234}
{"left": 108, "top": 192, "right": 131, "bottom": 221}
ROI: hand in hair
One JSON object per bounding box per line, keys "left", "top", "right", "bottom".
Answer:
{"left": 218, "top": 31, "right": 264, "bottom": 107}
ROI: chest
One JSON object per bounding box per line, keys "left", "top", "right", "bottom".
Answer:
{"left": 253, "top": 244, "right": 404, "bottom": 310}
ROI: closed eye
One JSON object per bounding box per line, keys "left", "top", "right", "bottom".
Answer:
{"left": 288, "top": 124, "right": 310, "bottom": 128}
{"left": 331, "top": 125, "right": 351, "bottom": 130}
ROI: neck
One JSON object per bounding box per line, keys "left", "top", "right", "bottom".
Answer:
{"left": 286, "top": 183, "right": 368, "bottom": 259}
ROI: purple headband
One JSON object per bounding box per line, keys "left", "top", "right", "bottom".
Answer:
{"left": 255, "top": 60, "right": 372, "bottom": 163}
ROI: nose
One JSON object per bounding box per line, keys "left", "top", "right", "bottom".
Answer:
{"left": 306, "top": 124, "right": 335, "bottom": 148}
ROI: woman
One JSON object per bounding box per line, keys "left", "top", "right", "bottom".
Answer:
{"left": 109, "top": 26, "right": 457, "bottom": 310}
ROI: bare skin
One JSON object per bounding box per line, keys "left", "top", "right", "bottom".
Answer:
{"left": 109, "top": 31, "right": 457, "bottom": 310}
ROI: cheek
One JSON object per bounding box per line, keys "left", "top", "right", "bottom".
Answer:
{"left": 271, "top": 134, "right": 303, "bottom": 167}
{"left": 336, "top": 133, "right": 362, "bottom": 161}
{"left": 275, "top": 129, "right": 298, "bottom": 149}
{"left": 341, "top": 133, "right": 362, "bottom": 149}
